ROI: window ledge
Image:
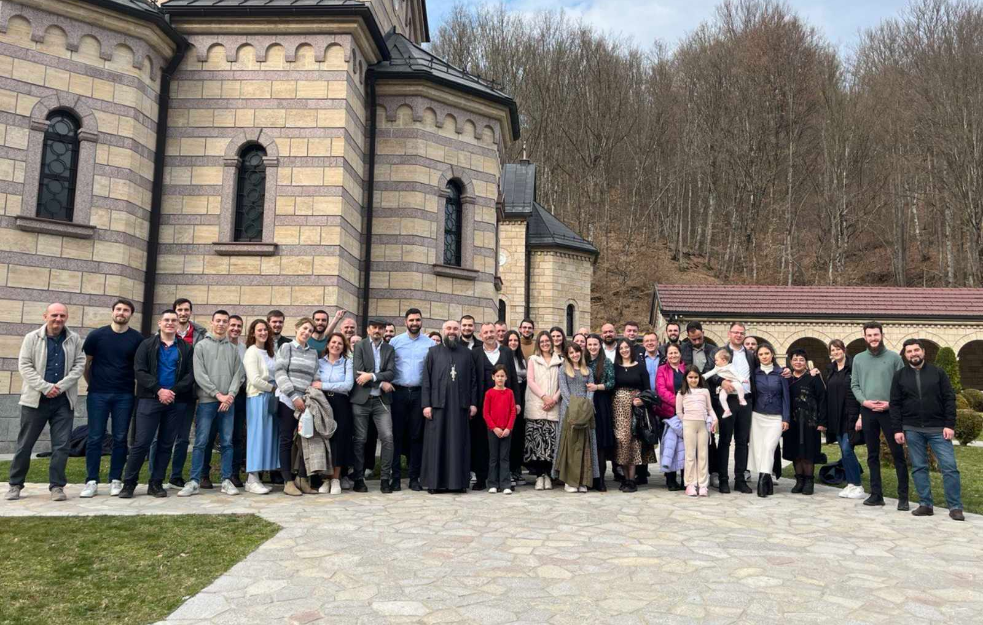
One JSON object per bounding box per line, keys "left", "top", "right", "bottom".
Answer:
{"left": 15, "top": 216, "right": 96, "bottom": 239}
{"left": 432, "top": 263, "right": 479, "bottom": 281}
{"left": 494, "top": 276, "right": 503, "bottom": 291}
{"left": 212, "top": 242, "right": 278, "bottom": 256}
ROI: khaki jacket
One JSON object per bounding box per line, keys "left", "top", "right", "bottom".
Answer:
{"left": 18, "top": 324, "right": 86, "bottom": 409}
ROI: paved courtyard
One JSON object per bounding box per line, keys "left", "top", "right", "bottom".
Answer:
{"left": 2, "top": 479, "right": 981, "bottom": 625}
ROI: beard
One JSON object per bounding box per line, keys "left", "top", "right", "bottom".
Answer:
{"left": 443, "top": 335, "right": 459, "bottom": 349}
{"left": 668, "top": 336, "right": 679, "bottom": 344}
{"left": 603, "top": 337, "right": 616, "bottom": 346}
{"left": 909, "top": 356, "right": 923, "bottom": 367}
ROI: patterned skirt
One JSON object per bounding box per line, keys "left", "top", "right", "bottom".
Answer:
{"left": 524, "top": 419, "right": 558, "bottom": 463}
{"left": 613, "top": 388, "right": 654, "bottom": 466}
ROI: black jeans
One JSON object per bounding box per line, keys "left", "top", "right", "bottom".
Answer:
{"left": 9, "top": 395, "right": 73, "bottom": 489}
{"left": 861, "top": 407, "right": 909, "bottom": 499}
{"left": 204, "top": 393, "right": 246, "bottom": 476}
{"left": 278, "top": 401, "right": 305, "bottom": 482}
{"left": 715, "top": 395, "right": 752, "bottom": 482}
{"left": 391, "top": 386, "right": 424, "bottom": 481}
{"left": 487, "top": 430, "right": 511, "bottom": 489}
{"left": 123, "top": 399, "right": 185, "bottom": 486}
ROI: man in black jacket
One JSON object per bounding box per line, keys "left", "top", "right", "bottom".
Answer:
{"left": 119, "top": 310, "right": 195, "bottom": 498}
{"left": 712, "top": 322, "right": 756, "bottom": 494}
{"left": 471, "top": 323, "right": 522, "bottom": 490}
{"left": 890, "top": 339, "right": 963, "bottom": 521}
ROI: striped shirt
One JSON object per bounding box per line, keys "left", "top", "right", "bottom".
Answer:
{"left": 275, "top": 340, "right": 319, "bottom": 409}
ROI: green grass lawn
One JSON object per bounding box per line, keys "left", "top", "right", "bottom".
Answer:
{"left": 0, "top": 515, "right": 279, "bottom": 625}
{"left": 0, "top": 453, "right": 223, "bottom": 485}
{"left": 785, "top": 442, "right": 983, "bottom": 514}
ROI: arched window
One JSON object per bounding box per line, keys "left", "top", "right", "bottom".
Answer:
{"left": 566, "top": 304, "right": 576, "bottom": 337}
{"left": 498, "top": 299, "right": 507, "bottom": 324}
{"left": 37, "top": 110, "right": 81, "bottom": 222}
{"left": 443, "top": 181, "right": 463, "bottom": 266}
{"left": 234, "top": 145, "right": 267, "bottom": 242}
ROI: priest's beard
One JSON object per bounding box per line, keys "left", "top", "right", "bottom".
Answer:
{"left": 443, "top": 335, "right": 459, "bottom": 349}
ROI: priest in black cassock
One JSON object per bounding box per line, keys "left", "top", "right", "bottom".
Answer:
{"left": 471, "top": 322, "right": 522, "bottom": 490}
{"left": 421, "top": 319, "right": 477, "bottom": 493}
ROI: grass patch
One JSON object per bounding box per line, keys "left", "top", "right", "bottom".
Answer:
{"left": 0, "top": 514, "right": 278, "bottom": 625}
{"left": 0, "top": 453, "right": 222, "bottom": 485}
{"left": 785, "top": 442, "right": 983, "bottom": 514}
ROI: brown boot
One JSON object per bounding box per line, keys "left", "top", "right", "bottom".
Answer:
{"left": 283, "top": 480, "right": 302, "bottom": 496}
{"left": 297, "top": 477, "right": 317, "bottom": 494}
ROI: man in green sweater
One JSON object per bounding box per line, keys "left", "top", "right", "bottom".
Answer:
{"left": 851, "top": 321, "right": 908, "bottom": 509}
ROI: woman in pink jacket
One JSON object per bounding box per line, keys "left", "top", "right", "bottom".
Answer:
{"left": 655, "top": 343, "right": 686, "bottom": 490}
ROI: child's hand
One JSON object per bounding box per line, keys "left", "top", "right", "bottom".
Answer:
{"left": 710, "top": 418, "right": 718, "bottom": 434}
{"left": 502, "top": 429, "right": 510, "bottom": 437}
{"left": 493, "top": 427, "right": 504, "bottom": 438}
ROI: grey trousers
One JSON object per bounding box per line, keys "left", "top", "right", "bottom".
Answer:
{"left": 352, "top": 398, "right": 394, "bottom": 481}
{"left": 9, "top": 395, "right": 74, "bottom": 489}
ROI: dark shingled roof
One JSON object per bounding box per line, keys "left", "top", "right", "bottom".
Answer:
{"left": 501, "top": 161, "right": 536, "bottom": 217}
{"left": 77, "top": 0, "right": 183, "bottom": 44}
{"left": 528, "top": 203, "right": 598, "bottom": 257}
{"left": 654, "top": 284, "right": 983, "bottom": 320}
{"left": 374, "top": 31, "right": 520, "bottom": 140}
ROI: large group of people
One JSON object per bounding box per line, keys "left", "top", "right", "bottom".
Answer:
{"left": 3, "top": 301, "right": 966, "bottom": 521}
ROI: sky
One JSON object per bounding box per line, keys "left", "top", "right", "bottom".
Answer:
{"left": 425, "top": 0, "right": 913, "bottom": 53}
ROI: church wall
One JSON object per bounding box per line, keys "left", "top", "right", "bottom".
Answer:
{"left": 497, "top": 218, "right": 526, "bottom": 326}
{"left": 528, "top": 250, "right": 593, "bottom": 332}
{"left": 156, "top": 31, "right": 366, "bottom": 332}
{"left": 0, "top": 0, "right": 172, "bottom": 451}
{"left": 370, "top": 88, "right": 506, "bottom": 329}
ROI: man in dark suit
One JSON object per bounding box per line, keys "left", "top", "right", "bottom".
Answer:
{"left": 471, "top": 322, "right": 522, "bottom": 490}
{"left": 351, "top": 318, "right": 397, "bottom": 493}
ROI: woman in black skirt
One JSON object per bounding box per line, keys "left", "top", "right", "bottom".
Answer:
{"left": 586, "top": 334, "right": 615, "bottom": 491}
{"left": 314, "top": 332, "right": 354, "bottom": 495}
{"left": 784, "top": 348, "right": 827, "bottom": 495}
{"left": 506, "top": 330, "right": 528, "bottom": 485}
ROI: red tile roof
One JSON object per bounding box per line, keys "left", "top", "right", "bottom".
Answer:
{"left": 653, "top": 284, "right": 983, "bottom": 320}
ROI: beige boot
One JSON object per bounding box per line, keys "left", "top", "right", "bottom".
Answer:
{"left": 283, "top": 480, "right": 302, "bottom": 496}
{"left": 297, "top": 477, "right": 317, "bottom": 494}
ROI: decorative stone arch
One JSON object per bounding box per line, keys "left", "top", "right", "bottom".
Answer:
{"left": 703, "top": 330, "right": 725, "bottom": 347}
{"left": 897, "top": 329, "right": 949, "bottom": 362}
{"left": 778, "top": 328, "right": 836, "bottom": 357}
{"left": 213, "top": 130, "right": 279, "bottom": 255}
{"left": 745, "top": 327, "right": 781, "bottom": 350}
{"left": 433, "top": 166, "right": 477, "bottom": 278}
{"left": 18, "top": 94, "right": 99, "bottom": 239}
{"left": 953, "top": 331, "right": 983, "bottom": 355}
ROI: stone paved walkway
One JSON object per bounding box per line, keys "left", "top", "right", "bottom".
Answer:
{"left": 2, "top": 480, "right": 981, "bottom": 625}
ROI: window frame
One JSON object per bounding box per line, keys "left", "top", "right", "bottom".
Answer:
{"left": 442, "top": 180, "right": 464, "bottom": 267}
{"left": 233, "top": 144, "right": 268, "bottom": 243}
{"left": 213, "top": 131, "right": 279, "bottom": 256}
{"left": 36, "top": 110, "right": 82, "bottom": 223}
{"left": 566, "top": 303, "right": 576, "bottom": 337}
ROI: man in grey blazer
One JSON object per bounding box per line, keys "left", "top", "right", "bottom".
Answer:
{"left": 351, "top": 318, "right": 397, "bottom": 493}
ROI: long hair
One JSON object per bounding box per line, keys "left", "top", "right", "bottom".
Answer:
{"left": 246, "top": 319, "right": 275, "bottom": 357}
{"left": 586, "top": 333, "right": 606, "bottom": 381}
{"left": 678, "top": 365, "right": 706, "bottom": 396}
{"left": 505, "top": 329, "right": 526, "bottom": 369}
{"left": 563, "top": 342, "right": 589, "bottom": 377}
{"left": 535, "top": 330, "right": 554, "bottom": 359}
{"left": 549, "top": 326, "right": 566, "bottom": 352}
{"left": 615, "top": 338, "right": 637, "bottom": 366}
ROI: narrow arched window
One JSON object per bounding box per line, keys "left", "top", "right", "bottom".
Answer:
{"left": 37, "top": 110, "right": 81, "bottom": 222}
{"left": 443, "top": 181, "right": 463, "bottom": 266}
{"left": 566, "top": 304, "right": 575, "bottom": 337}
{"left": 235, "top": 145, "right": 267, "bottom": 242}
{"left": 498, "top": 299, "right": 507, "bottom": 324}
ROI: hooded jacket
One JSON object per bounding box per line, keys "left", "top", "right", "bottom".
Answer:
{"left": 192, "top": 333, "right": 244, "bottom": 403}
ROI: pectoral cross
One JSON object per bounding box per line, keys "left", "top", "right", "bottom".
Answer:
{"left": 450, "top": 364, "right": 457, "bottom": 382}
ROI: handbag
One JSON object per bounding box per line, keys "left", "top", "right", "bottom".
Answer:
{"left": 631, "top": 404, "right": 660, "bottom": 446}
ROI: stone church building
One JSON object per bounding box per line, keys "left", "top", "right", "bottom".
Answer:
{"left": 0, "top": 0, "right": 596, "bottom": 446}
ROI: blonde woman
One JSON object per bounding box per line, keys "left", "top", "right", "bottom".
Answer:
{"left": 524, "top": 331, "right": 562, "bottom": 490}
{"left": 274, "top": 317, "right": 319, "bottom": 496}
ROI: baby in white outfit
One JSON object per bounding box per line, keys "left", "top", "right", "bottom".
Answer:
{"left": 702, "top": 350, "right": 747, "bottom": 418}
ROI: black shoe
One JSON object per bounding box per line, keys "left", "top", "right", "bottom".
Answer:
{"left": 897, "top": 498, "right": 909, "bottom": 512}
{"left": 718, "top": 481, "right": 731, "bottom": 494}
{"left": 380, "top": 481, "right": 393, "bottom": 494}
{"left": 613, "top": 467, "right": 626, "bottom": 483}
{"left": 757, "top": 474, "right": 767, "bottom": 498}
{"left": 911, "top": 505, "right": 934, "bottom": 517}
{"left": 147, "top": 481, "right": 167, "bottom": 498}
{"left": 427, "top": 489, "right": 436, "bottom": 494}
{"left": 950, "top": 509, "right": 965, "bottom": 521}
{"left": 353, "top": 479, "right": 368, "bottom": 493}
{"left": 597, "top": 480, "right": 607, "bottom": 492}
{"left": 472, "top": 480, "right": 487, "bottom": 491}
{"left": 791, "top": 475, "right": 805, "bottom": 494}
{"left": 635, "top": 475, "right": 649, "bottom": 485}
{"left": 390, "top": 479, "right": 402, "bottom": 492}
{"left": 623, "top": 479, "right": 637, "bottom": 493}
{"left": 618, "top": 481, "right": 628, "bottom": 492}
{"left": 230, "top": 474, "right": 244, "bottom": 488}
{"left": 665, "top": 474, "right": 680, "bottom": 491}
{"left": 271, "top": 473, "right": 284, "bottom": 485}
{"left": 735, "top": 480, "right": 753, "bottom": 494}
{"left": 409, "top": 478, "right": 422, "bottom": 492}
{"left": 200, "top": 476, "right": 214, "bottom": 490}
{"left": 118, "top": 484, "right": 135, "bottom": 499}
{"left": 169, "top": 477, "right": 185, "bottom": 489}
{"left": 863, "top": 495, "right": 885, "bottom": 506}
{"left": 802, "top": 477, "right": 814, "bottom": 496}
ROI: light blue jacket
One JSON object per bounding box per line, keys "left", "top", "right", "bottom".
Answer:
{"left": 659, "top": 416, "right": 686, "bottom": 473}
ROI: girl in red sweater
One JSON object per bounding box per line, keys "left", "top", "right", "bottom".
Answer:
{"left": 484, "top": 365, "right": 517, "bottom": 494}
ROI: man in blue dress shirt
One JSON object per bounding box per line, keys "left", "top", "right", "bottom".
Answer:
{"left": 389, "top": 308, "right": 433, "bottom": 492}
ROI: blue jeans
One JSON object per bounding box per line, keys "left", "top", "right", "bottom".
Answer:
{"left": 905, "top": 429, "right": 962, "bottom": 510}
{"left": 190, "top": 402, "right": 234, "bottom": 482}
{"left": 86, "top": 393, "right": 135, "bottom": 483}
{"left": 837, "top": 433, "right": 862, "bottom": 486}
{"left": 149, "top": 401, "right": 195, "bottom": 481}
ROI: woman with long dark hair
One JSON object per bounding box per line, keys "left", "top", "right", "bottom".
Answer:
{"left": 313, "top": 332, "right": 353, "bottom": 495}
{"left": 612, "top": 339, "right": 654, "bottom": 492}
{"left": 550, "top": 326, "right": 567, "bottom": 354}
{"left": 586, "top": 333, "right": 615, "bottom": 491}
{"left": 825, "top": 339, "right": 865, "bottom": 499}
{"left": 506, "top": 330, "right": 528, "bottom": 486}
{"left": 243, "top": 319, "right": 279, "bottom": 494}
{"left": 655, "top": 343, "right": 687, "bottom": 491}
{"left": 749, "top": 343, "right": 789, "bottom": 498}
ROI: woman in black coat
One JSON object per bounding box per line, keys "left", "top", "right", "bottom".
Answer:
{"left": 783, "top": 349, "right": 826, "bottom": 495}
{"left": 824, "top": 339, "right": 865, "bottom": 499}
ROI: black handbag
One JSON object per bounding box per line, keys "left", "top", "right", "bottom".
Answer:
{"left": 631, "top": 404, "right": 660, "bottom": 446}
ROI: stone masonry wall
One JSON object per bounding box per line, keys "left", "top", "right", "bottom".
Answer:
{"left": 528, "top": 250, "right": 593, "bottom": 332}
{"left": 497, "top": 219, "right": 526, "bottom": 327}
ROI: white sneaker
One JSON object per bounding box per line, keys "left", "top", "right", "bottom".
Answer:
{"left": 564, "top": 484, "right": 578, "bottom": 493}
{"left": 177, "top": 481, "right": 200, "bottom": 497}
{"left": 534, "top": 476, "right": 545, "bottom": 491}
{"left": 329, "top": 479, "right": 342, "bottom": 495}
{"left": 245, "top": 481, "right": 271, "bottom": 495}
{"left": 544, "top": 476, "right": 553, "bottom": 490}
{"left": 80, "top": 480, "right": 98, "bottom": 498}
{"left": 503, "top": 488, "right": 513, "bottom": 495}
{"left": 846, "top": 484, "right": 866, "bottom": 500}
{"left": 5, "top": 485, "right": 22, "bottom": 501}
{"left": 578, "top": 486, "right": 588, "bottom": 493}
{"left": 110, "top": 480, "right": 124, "bottom": 496}
{"left": 838, "top": 484, "right": 854, "bottom": 498}
{"left": 221, "top": 479, "right": 240, "bottom": 496}
{"left": 340, "top": 476, "right": 353, "bottom": 490}
{"left": 488, "top": 487, "right": 498, "bottom": 494}
{"left": 318, "top": 481, "right": 330, "bottom": 494}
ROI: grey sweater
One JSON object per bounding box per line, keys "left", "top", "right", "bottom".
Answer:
{"left": 851, "top": 347, "right": 903, "bottom": 404}
{"left": 193, "top": 333, "right": 244, "bottom": 403}
{"left": 275, "top": 340, "right": 319, "bottom": 402}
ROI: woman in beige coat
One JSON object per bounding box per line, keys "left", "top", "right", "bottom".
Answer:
{"left": 524, "top": 331, "right": 563, "bottom": 490}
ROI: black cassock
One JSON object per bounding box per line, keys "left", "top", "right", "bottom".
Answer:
{"left": 421, "top": 343, "right": 477, "bottom": 491}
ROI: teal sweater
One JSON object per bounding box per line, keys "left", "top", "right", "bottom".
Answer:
{"left": 851, "top": 347, "right": 903, "bottom": 404}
